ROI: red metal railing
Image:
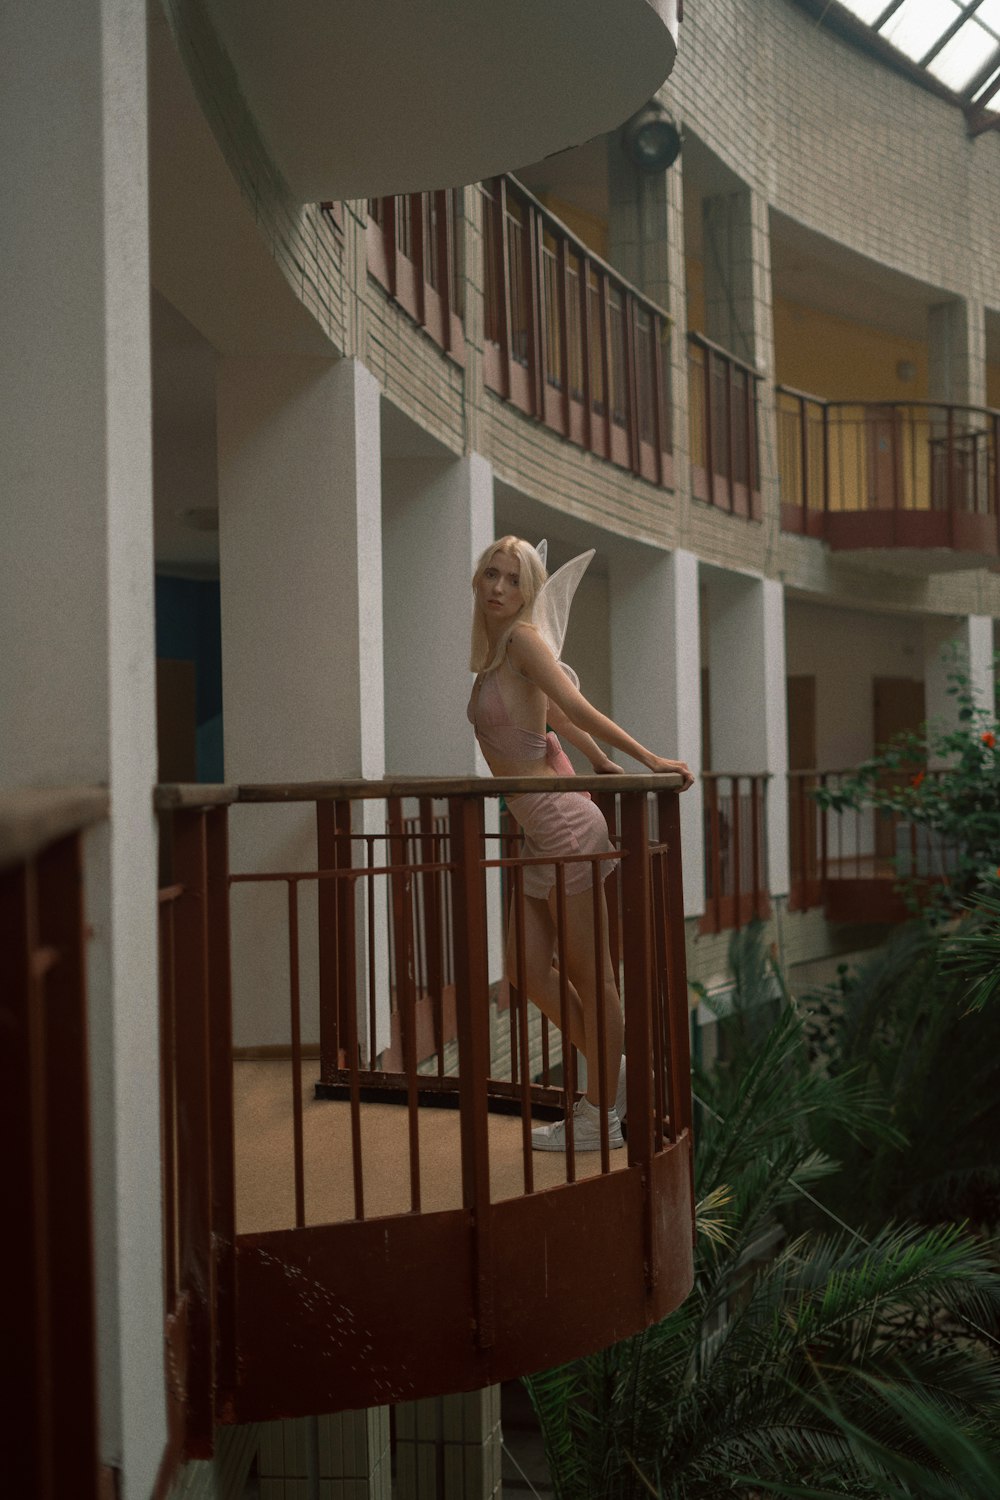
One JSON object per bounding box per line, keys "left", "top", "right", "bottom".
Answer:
{"left": 366, "top": 191, "right": 465, "bottom": 360}
{"left": 1, "top": 788, "right": 107, "bottom": 1500}
{"left": 787, "top": 769, "right": 959, "bottom": 918}
{"left": 481, "top": 176, "right": 673, "bottom": 486}
{"left": 155, "top": 775, "right": 694, "bottom": 1436}
{"left": 687, "top": 332, "right": 762, "bottom": 519}
{"left": 700, "top": 773, "right": 770, "bottom": 933}
{"left": 777, "top": 390, "right": 1000, "bottom": 555}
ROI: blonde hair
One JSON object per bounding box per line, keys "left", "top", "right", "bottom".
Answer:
{"left": 469, "top": 536, "right": 548, "bottom": 673}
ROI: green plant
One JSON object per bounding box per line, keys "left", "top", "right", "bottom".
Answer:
{"left": 523, "top": 929, "right": 1000, "bottom": 1500}
{"left": 812, "top": 652, "right": 1000, "bottom": 917}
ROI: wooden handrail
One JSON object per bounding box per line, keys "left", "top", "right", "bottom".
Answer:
{"left": 687, "top": 328, "right": 763, "bottom": 380}
{"left": 156, "top": 773, "right": 684, "bottom": 809}
{"left": 0, "top": 787, "right": 110, "bottom": 872}
{"left": 507, "top": 174, "right": 674, "bottom": 330}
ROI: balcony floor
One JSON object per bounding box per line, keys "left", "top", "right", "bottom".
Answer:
{"left": 234, "top": 1058, "right": 628, "bottom": 1235}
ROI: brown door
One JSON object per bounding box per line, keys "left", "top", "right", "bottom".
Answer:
{"left": 873, "top": 677, "right": 925, "bottom": 860}
{"left": 865, "top": 406, "right": 902, "bottom": 509}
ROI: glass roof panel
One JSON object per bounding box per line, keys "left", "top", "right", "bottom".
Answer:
{"left": 928, "top": 20, "right": 999, "bottom": 92}
{"left": 837, "top": 0, "right": 890, "bottom": 22}
{"left": 880, "top": 0, "right": 961, "bottom": 64}
{"left": 981, "top": 0, "right": 1000, "bottom": 29}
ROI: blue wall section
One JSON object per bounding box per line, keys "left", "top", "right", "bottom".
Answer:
{"left": 155, "top": 575, "right": 224, "bottom": 782}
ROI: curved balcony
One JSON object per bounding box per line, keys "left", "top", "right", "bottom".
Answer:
{"left": 778, "top": 389, "right": 1000, "bottom": 572}
{"left": 197, "top": 1, "right": 680, "bottom": 201}
{"left": 155, "top": 776, "right": 694, "bottom": 1449}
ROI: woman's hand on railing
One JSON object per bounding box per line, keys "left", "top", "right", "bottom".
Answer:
{"left": 646, "top": 756, "right": 696, "bottom": 790}
{"left": 591, "top": 752, "right": 625, "bottom": 775}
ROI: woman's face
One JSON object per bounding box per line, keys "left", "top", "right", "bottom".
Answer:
{"left": 477, "top": 549, "right": 525, "bottom": 628}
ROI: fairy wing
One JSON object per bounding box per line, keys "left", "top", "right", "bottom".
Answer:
{"left": 531, "top": 548, "right": 595, "bottom": 684}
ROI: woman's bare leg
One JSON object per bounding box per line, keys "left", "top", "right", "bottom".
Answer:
{"left": 555, "top": 884, "right": 623, "bottom": 1111}
{"left": 506, "top": 893, "right": 587, "bottom": 1053}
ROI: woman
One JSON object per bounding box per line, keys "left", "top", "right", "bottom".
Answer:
{"left": 468, "top": 536, "right": 694, "bottom": 1151}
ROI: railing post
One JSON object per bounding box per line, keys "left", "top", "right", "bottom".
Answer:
{"left": 171, "top": 808, "right": 216, "bottom": 1458}
{"left": 580, "top": 255, "right": 594, "bottom": 452}
{"left": 731, "top": 776, "right": 743, "bottom": 926}
{"left": 619, "top": 791, "right": 656, "bottom": 1289}
{"left": 497, "top": 178, "right": 514, "bottom": 400}
{"left": 651, "top": 312, "right": 666, "bottom": 486}
{"left": 448, "top": 795, "right": 494, "bottom": 1348}
{"left": 800, "top": 394, "right": 809, "bottom": 533}
{"left": 557, "top": 236, "right": 571, "bottom": 434}
{"left": 316, "top": 801, "right": 341, "bottom": 1082}
{"left": 703, "top": 346, "right": 715, "bottom": 506}
{"left": 625, "top": 294, "right": 640, "bottom": 474}
{"left": 657, "top": 792, "right": 694, "bottom": 1239}
{"left": 205, "top": 806, "right": 237, "bottom": 1409}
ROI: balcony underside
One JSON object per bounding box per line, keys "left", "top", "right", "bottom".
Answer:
{"left": 228, "top": 1064, "right": 693, "bottom": 1419}
{"left": 824, "top": 510, "right": 999, "bottom": 573}
{"left": 199, "top": 0, "right": 679, "bottom": 201}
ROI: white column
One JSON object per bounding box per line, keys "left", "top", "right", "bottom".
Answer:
{"left": 382, "top": 453, "right": 495, "bottom": 776}
{"left": 928, "top": 298, "right": 986, "bottom": 409}
{"left": 705, "top": 574, "right": 789, "bottom": 897}
{"left": 0, "top": 0, "right": 164, "bottom": 1490}
{"left": 924, "top": 614, "right": 995, "bottom": 742}
{"left": 381, "top": 452, "right": 503, "bottom": 983}
{"left": 218, "top": 356, "right": 387, "bottom": 1049}
{"left": 610, "top": 548, "right": 704, "bottom": 916}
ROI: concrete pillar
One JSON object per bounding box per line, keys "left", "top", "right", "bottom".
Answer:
{"left": 928, "top": 298, "right": 986, "bottom": 408}
{"left": 701, "top": 187, "right": 779, "bottom": 536}
{"left": 704, "top": 573, "right": 789, "bottom": 897}
{"left": 382, "top": 453, "right": 495, "bottom": 776}
{"left": 217, "top": 356, "right": 387, "bottom": 1050}
{"left": 610, "top": 548, "right": 704, "bottom": 916}
{"left": 0, "top": 1, "right": 165, "bottom": 1491}
{"left": 924, "top": 614, "right": 995, "bottom": 751}
{"left": 394, "top": 1387, "right": 502, "bottom": 1500}
{"left": 256, "top": 1410, "right": 391, "bottom": 1499}
{"left": 381, "top": 450, "right": 503, "bottom": 982}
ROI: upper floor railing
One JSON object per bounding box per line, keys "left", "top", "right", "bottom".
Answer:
{"left": 700, "top": 772, "right": 770, "bottom": 934}
{"left": 787, "top": 768, "right": 958, "bottom": 921}
{"left": 1, "top": 788, "right": 107, "bottom": 1500}
{"left": 777, "top": 389, "right": 1000, "bottom": 555}
{"left": 155, "top": 775, "right": 694, "bottom": 1444}
{"left": 366, "top": 190, "right": 466, "bottom": 362}
{"left": 687, "top": 332, "right": 763, "bottom": 521}
{"left": 480, "top": 176, "right": 674, "bottom": 486}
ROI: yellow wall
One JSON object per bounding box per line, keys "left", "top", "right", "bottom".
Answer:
{"left": 685, "top": 255, "right": 928, "bottom": 403}
{"left": 536, "top": 194, "right": 609, "bottom": 262}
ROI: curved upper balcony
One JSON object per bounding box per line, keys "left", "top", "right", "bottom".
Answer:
{"left": 155, "top": 776, "right": 694, "bottom": 1451}
{"left": 777, "top": 388, "right": 1000, "bottom": 572}
{"left": 196, "top": 1, "right": 680, "bottom": 201}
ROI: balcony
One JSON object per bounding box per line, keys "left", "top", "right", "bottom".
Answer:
{"left": 481, "top": 176, "right": 674, "bottom": 488}
{"left": 777, "top": 389, "right": 1000, "bottom": 572}
{"left": 155, "top": 776, "right": 694, "bottom": 1451}
{"left": 364, "top": 191, "right": 466, "bottom": 363}
{"left": 2, "top": 789, "right": 107, "bottom": 1500}
{"left": 787, "top": 770, "right": 958, "bottom": 924}
{"left": 700, "top": 773, "right": 770, "bottom": 934}
{"left": 687, "top": 333, "right": 763, "bottom": 520}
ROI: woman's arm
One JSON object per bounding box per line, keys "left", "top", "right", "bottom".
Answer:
{"left": 545, "top": 699, "right": 623, "bottom": 773}
{"left": 509, "top": 624, "right": 695, "bottom": 788}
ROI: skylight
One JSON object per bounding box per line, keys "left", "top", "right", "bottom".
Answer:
{"left": 836, "top": 0, "right": 1000, "bottom": 115}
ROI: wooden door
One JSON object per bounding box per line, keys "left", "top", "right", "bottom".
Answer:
{"left": 865, "top": 406, "right": 902, "bottom": 509}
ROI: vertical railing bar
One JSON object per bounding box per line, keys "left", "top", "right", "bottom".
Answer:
{"left": 448, "top": 796, "right": 494, "bottom": 1349}
{"left": 591, "top": 865, "right": 611, "bottom": 1173}
{"left": 366, "top": 835, "right": 377, "bottom": 1070}
{"left": 205, "top": 807, "right": 237, "bottom": 1398}
{"left": 160, "top": 897, "right": 178, "bottom": 1313}
{"left": 316, "top": 802, "right": 340, "bottom": 1084}
{"left": 731, "top": 776, "right": 743, "bottom": 929}
{"left": 658, "top": 792, "right": 695, "bottom": 1235}
{"left": 287, "top": 878, "right": 306, "bottom": 1229}
{"left": 341, "top": 867, "right": 365, "bottom": 1223}
{"left": 554, "top": 865, "right": 576, "bottom": 1183}
{"left": 419, "top": 797, "right": 446, "bottom": 1074}
{"left": 389, "top": 800, "right": 422, "bottom": 1214}
{"left": 619, "top": 793, "right": 656, "bottom": 1288}
{"left": 511, "top": 865, "right": 534, "bottom": 1194}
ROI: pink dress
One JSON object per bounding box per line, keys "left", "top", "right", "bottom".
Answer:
{"left": 467, "top": 669, "right": 618, "bottom": 900}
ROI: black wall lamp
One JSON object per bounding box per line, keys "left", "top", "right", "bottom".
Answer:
{"left": 622, "top": 102, "right": 683, "bottom": 171}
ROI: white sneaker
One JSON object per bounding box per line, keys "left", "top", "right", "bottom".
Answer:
{"left": 615, "top": 1055, "right": 628, "bottom": 1125}
{"left": 532, "top": 1096, "right": 624, "bottom": 1152}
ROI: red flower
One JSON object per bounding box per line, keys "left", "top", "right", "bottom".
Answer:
{"left": 911, "top": 771, "right": 925, "bottom": 789}
{"left": 982, "top": 731, "right": 996, "bottom": 748}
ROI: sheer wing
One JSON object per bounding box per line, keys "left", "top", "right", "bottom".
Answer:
{"left": 531, "top": 548, "right": 595, "bottom": 678}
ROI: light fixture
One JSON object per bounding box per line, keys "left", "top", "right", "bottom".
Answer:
{"left": 622, "top": 102, "right": 683, "bottom": 172}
